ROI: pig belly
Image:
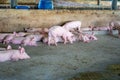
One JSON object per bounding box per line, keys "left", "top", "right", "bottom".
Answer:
{"left": 0, "top": 53, "right": 12, "bottom": 62}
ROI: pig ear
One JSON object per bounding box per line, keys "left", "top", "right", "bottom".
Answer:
{"left": 19, "top": 47, "right": 25, "bottom": 54}
{"left": 6, "top": 45, "right": 12, "bottom": 50}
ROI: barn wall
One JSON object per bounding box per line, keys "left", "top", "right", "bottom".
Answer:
{"left": 0, "top": 9, "right": 120, "bottom": 32}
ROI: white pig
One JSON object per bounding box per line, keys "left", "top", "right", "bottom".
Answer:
{"left": 109, "top": 21, "right": 120, "bottom": 38}
{"left": 3, "top": 32, "right": 17, "bottom": 44}
{"left": 22, "top": 37, "right": 37, "bottom": 46}
{"left": 0, "top": 46, "right": 30, "bottom": 62}
{"left": 11, "top": 37, "right": 25, "bottom": 45}
{"left": 62, "top": 21, "right": 81, "bottom": 32}
{"left": 0, "top": 33, "right": 8, "bottom": 42}
{"left": 48, "top": 26, "right": 74, "bottom": 46}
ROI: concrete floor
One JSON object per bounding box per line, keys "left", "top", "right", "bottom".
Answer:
{"left": 0, "top": 35, "right": 120, "bottom": 80}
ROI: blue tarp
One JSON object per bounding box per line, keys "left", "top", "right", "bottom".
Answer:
{"left": 38, "top": 0, "right": 53, "bottom": 9}
{"left": 15, "top": 5, "right": 30, "bottom": 9}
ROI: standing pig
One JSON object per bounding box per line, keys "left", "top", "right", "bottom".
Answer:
{"left": 109, "top": 21, "right": 120, "bottom": 38}
{"left": 0, "top": 46, "right": 30, "bottom": 62}
{"left": 48, "top": 26, "right": 74, "bottom": 46}
{"left": 62, "top": 21, "right": 82, "bottom": 32}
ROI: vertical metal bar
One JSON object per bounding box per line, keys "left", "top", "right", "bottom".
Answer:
{"left": 112, "top": 0, "right": 118, "bottom": 10}
{"left": 97, "top": 0, "right": 101, "bottom": 5}
{"left": 10, "top": 0, "right": 17, "bottom": 8}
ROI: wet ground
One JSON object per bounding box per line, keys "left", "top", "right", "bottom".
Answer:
{"left": 0, "top": 34, "right": 120, "bottom": 80}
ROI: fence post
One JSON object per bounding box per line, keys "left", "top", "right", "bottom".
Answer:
{"left": 97, "top": 0, "right": 101, "bottom": 5}
{"left": 10, "top": 0, "right": 17, "bottom": 8}
{"left": 112, "top": 0, "right": 118, "bottom": 10}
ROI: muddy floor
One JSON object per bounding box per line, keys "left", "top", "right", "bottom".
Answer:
{"left": 0, "top": 34, "right": 120, "bottom": 80}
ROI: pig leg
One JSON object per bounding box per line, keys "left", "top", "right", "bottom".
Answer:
{"left": 67, "top": 37, "right": 73, "bottom": 44}
{"left": 53, "top": 36, "right": 58, "bottom": 46}
{"left": 62, "top": 35, "right": 67, "bottom": 44}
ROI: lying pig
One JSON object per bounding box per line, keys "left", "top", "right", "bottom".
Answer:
{"left": 24, "top": 27, "right": 42, "bottom": 33}
{"left": 48, "top": 26, "right": 74, "bottom": 46}
{"left": 22, "top": 36, "right": 37, "bottom": 46}
{"left": 109, "top": 21, "right": 120, "bottom": 38}
{"left": 81, "top": 26, "right": 93, "bottom": 31}
{"left": 0, "top": 33, "right": 8, "bottom": 42}
{"left": 92, "top": 26, "right": 111, "bottom": 31}
{"left": 62, "top": 21, "right": 81, "bottom": 32}
{"left": 0, "top": 46, "right": 30, "bottom": 62}
{"left": 3, "top": 32, "right": 17, "bottom": 44}
{"left": 78, "top": 32, "right": 97, "bottom": 43}
{"left": 11, "top": 37, "right": 25, "bottom": 45}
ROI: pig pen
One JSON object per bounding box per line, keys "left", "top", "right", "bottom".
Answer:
{"left": 0, "top": 10, "right": 120, "bottom": 80}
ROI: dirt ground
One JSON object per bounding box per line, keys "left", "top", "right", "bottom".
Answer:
{"left": 0, "top": 34, "right": 120, "bottom": 80}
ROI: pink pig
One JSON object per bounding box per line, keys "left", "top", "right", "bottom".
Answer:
{"left": 0, "top": 33, "right": 8, "bottom": 42}
{"left": 3, "top": 32, "right": 17, "bottom": 44}
{"left": 24, "top": 27, "right": 42, "bottom": 33}
{"left": 92, "top": 26, "right": 110, "bottom": 31}
{"left": 62, "top": 21, "right": 81, "bottom": 32}
{"left": 0, "top": 46, "right": 30, "bottom": 62}
{"left": 11, "top": 37, "right": 25, "bottom": 45}
{"left": 79, "top": 33, "right": 90, "bottom": 43}
{"left": 22, "top": 36, "right": 37, "bottom": 46}
{"left": 48, "top": 26, "right": 74, "bottom": 46}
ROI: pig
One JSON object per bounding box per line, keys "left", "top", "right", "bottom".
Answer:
{"left": 78, "top": 32, "right": 97, "bottom": 43}
{"left": 17, "top": 32, "right": 30, "bottom": 37}
{"left": 85, "top": 32, "right": 98, "bottom": 41}
{"left": 3, "top": 32, "right": 17, "bottom": 44}
{"left": 24, "top": 27, "right": 42, "bottom": 33}
{"left": 0, "top": 33, "right": 8, "bottom": 42}
{"left": 62, "top": 21, "right": 82, "bottom": 32}
{"left": 79, "top": 33, "right": 90, "bottom": 43}
{"left": 48, "top": 26, "right": 74, "bottom": 46}
{"left": 81, "top": 26, "right": 93, "bottom": 31}
{"left": 21, "top": 36, "right": 37, "bottom": 46}
{"left": 0, "top": 46, "right": 30, "bottom": 62}
{"left": 26, "top": 34, "right": 43, "bottom": 42}
{"left": 109, "top": 21, "right": 120, "bottom": 38}
{"left": 92, "top": 26, "right": 111, "bottom": 31}
{"left": 11, "top": 37, "right": 25, "bottom": 45}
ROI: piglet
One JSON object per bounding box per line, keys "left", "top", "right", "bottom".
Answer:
{"left": 24, "top": 27, "right": 42, "bottom": 33}
{"left": 11, "top": 37, "right": 25, "bottom": 45}
{"left": 3, "top": 32, "right": 17, "bottom": 44}
{"left": 0, "top": 33, "right": 8, "bottom": 42}
{"left": 109, "top": 21, "right": 120, "bottom": 38}
{"left": 0, "top": 46, "right": 30, "bottom": 62}
{"left": 92, "top": 26, "right": 110, "bottom": 31}
{"left": 62, "top": 21, "right": 82, "bottom": 32}
{"left": 22, "top": 36, "right": 37, "bottom": 46}
{"left": 48, "top": 26, "right": 74, "bottom": 46}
